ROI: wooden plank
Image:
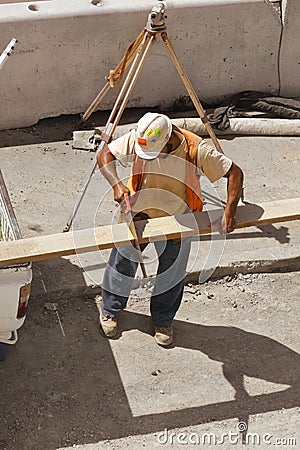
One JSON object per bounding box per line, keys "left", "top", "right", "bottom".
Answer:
{"left": 0, "top": 197, "right": 299, "bottom": 267}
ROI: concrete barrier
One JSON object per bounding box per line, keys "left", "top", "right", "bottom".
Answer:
{"left": 279, "top": 0, "right": 300, "bottom": 98}
{"left": 0, "top": 0, "right": 282, "bottom": 130}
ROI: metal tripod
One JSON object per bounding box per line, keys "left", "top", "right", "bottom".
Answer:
{"left": 64, "top": 2, "right": 223, "bottom": 232}
{"left": 0, "top": 38, "right": 17, "bottom": 71}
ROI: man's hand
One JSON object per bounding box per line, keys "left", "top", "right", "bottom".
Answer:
{"left": 113, "top": 181, "right": 130, "bottom": 205}
{"left": 222, "top": 208, "right": 236, "bottom": 233}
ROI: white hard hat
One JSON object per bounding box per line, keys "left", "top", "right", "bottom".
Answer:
{"left": 135, "top": 112, "right": 172, "bottom": 160}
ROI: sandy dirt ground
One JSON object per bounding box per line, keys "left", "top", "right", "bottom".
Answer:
{"left": 0, "top": 271, "right": 299, "bottom": 450}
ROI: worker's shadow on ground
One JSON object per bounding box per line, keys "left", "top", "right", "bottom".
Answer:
{"left": 2, "top": 260, "right": 299, "bottom": 450}
{"left": 2, "top": 290, "right": 300, "bottom": 449}
{"left": 118, "top": 310, "right": 300, "bottom": 439}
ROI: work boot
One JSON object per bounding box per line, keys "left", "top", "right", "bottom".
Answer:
{"left": 99, "top": 311, "right": 118, "bottom": 338}
{"left": 95, "top": 295, "right": 118, "bottom": 338}
{"left": 153, "top": 323, "right": 173, "bottom": 347}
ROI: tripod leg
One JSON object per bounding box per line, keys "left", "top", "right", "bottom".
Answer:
{"left": 64, "top": 159, "right": 98, "bottom": 232}
{"left": 107, "top": 33, "right": 155, "bottom": 133}
{"left": 64, "top": 32, "right": 155, "bottom": 232}
{"left": 82, "top": 29, "right": 145, "bottom": 122}
{"left": 161, "top": 32, "right": 224, "bottom": 154}
{"left": 82, "top": 83, "right": 111, "bottom": 123}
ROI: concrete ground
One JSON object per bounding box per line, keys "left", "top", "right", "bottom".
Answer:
{"left": 1, "top": 272, "right": 299, "bottom": 450}
{"left": 0, "top": 111, "right": 299, "bottom": 449}
{"left": 0, "top": 111, "right": 299, "bottom": 294}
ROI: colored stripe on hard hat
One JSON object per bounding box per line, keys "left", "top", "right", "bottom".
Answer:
{"left": 137, "top": 137, "right": 147, "bottom": 146}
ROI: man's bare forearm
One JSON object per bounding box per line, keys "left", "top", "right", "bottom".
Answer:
{"left": 225, "top": 162, "right": 244, "bottom": 213}
{"left": 97, "top": 144, "right": 129, "bottom": 203}
{"left": 222, "top": 162, "right": 244, "bottom": 232}
{"left": 97, "top": 144, "right": 120, "bottom": 187}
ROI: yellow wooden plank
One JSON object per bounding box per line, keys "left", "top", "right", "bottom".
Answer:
{"left": 136, "top": 197, "right": 300, "bottom": 242}
{"left": 0, "top": 197, "right": 299, "bottom": 266}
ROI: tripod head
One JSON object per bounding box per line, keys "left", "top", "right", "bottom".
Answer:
{"left": 146, "top": 2, "right": 167, "bottom": 32}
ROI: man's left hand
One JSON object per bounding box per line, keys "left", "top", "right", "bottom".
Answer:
{"left": 222, "top": 210, "right": 236, "bottom": 233}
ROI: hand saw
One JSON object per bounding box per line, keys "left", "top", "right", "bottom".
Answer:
{"left": 123, "top": 193, "right": 147, "bottom": 278}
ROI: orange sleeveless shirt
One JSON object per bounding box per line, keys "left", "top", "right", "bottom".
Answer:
{"left": 127, "top": 128, "right": 203, "bottom": 213}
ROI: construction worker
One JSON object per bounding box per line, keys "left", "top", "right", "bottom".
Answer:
{"left": 97, "top": 112, "right": 243, "bottom": 346}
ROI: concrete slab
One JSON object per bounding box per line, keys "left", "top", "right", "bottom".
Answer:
{"left": 0, "top": 112, "right": 299, "bottom": 298}
{"left": 0, "top": 0, "right": 282, "bottom": 129}
{"left": 279, "top": 0, "right": 300, "bottom": 97}
{"left": 0, "top": 114, "right": 299, "bottom": 450}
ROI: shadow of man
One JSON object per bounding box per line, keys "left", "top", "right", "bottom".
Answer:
{"left": 177, "top": 322, "right": 300, "bottom": 440}
{"left": 121, "top": 311, "right": 300, "bottom": 438}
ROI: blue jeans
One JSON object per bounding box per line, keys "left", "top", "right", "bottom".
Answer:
{"left": 101, "top": 238, "right": 191, "bottom": 326}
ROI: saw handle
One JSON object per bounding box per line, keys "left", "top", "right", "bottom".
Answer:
{"left": 124, "top": 192, "right": 132, "bottom": 214}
